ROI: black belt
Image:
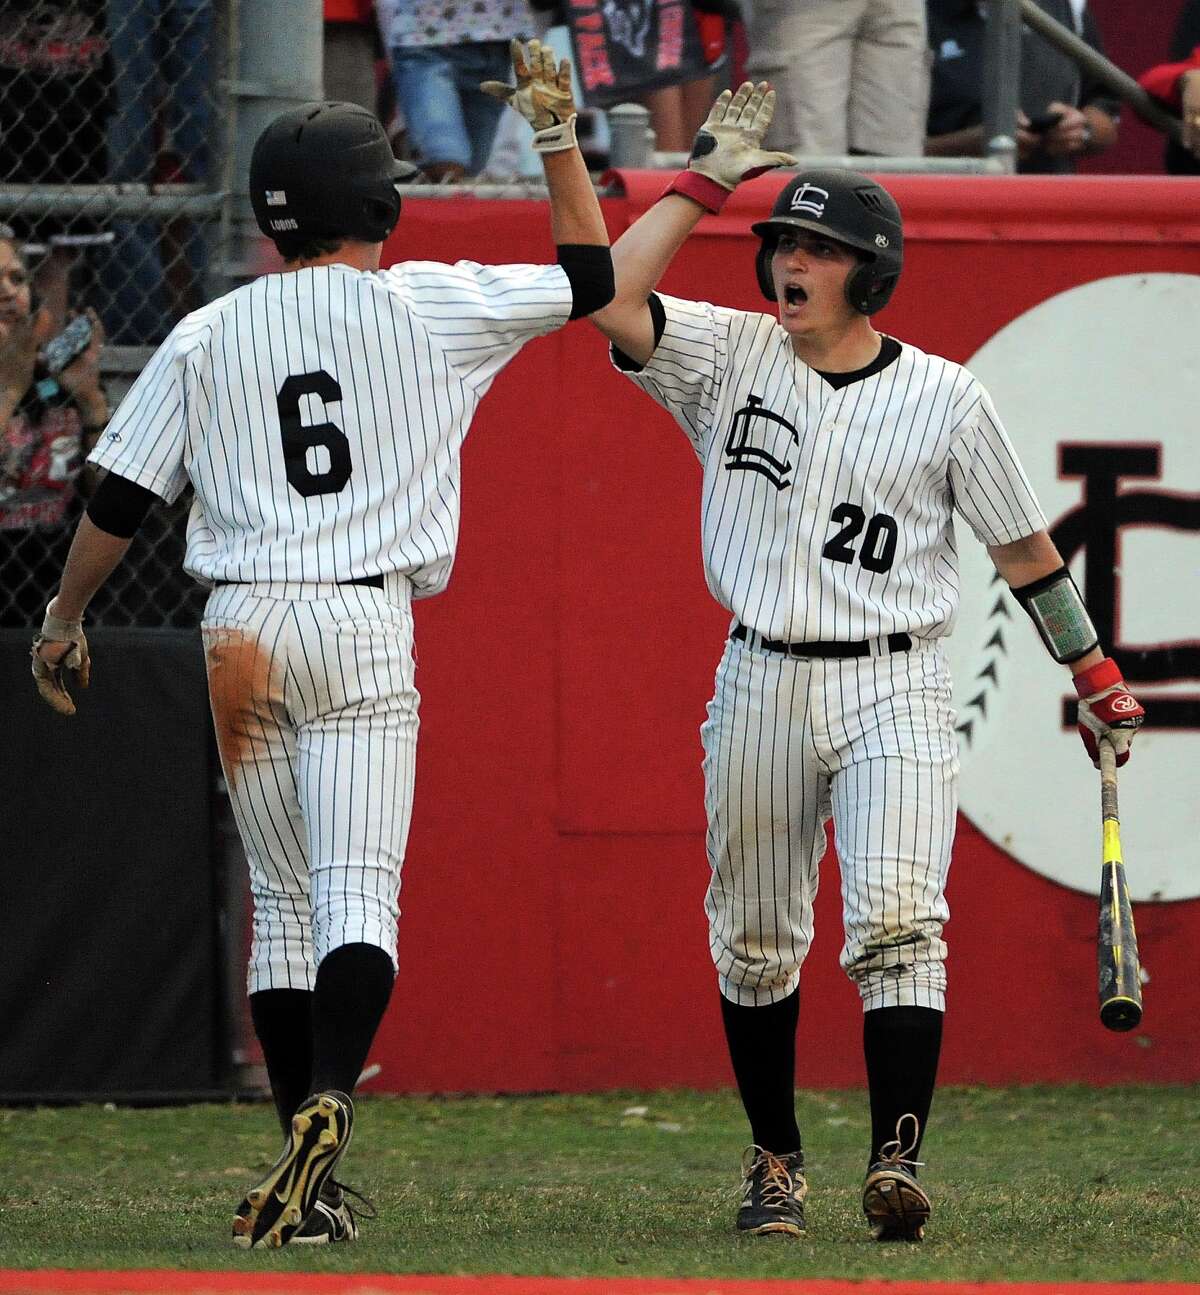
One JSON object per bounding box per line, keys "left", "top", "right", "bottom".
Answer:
{"left": 732, "top": 622, "right": 911, "bottom": 658}
{"left": 215, "top": 574, "right": 384, "bottom": 589}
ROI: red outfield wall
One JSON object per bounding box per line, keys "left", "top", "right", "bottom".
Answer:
{"left": 355, "top": 173, "right": 1200, "bottom": 1094}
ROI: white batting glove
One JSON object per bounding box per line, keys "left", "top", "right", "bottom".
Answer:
{"left": 668, "top": 82, "right": 797, "bottom": 214}
{"left": 32, "top": 606, "right": 91, "bottom": 716}
{"left": 690, "top": 82, "right": 797, "bottom": 189}
{"left": 480, "top": 38, "right": 579, "bottom": 153}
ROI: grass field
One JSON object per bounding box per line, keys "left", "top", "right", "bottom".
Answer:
{"left": 1, "top": 1087, "right": 1197, "bottom": 1283}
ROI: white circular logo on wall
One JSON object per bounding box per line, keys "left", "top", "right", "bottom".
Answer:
{"left": 947, "top": 273, "right": 1200, "bottom": 901}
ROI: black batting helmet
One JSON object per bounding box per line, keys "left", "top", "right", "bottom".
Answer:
{"left": 751, "top": 169, "right": 904, "bottom": 316}
{"left": 250, "top": 102, "right": 418, "bottom": 247}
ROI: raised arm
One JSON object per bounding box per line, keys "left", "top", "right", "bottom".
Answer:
{"left": 482, "top": 39, "right": 613, "bottom": 318}
{"left": 591, "top": 82, "right": 795, "bottom": 365}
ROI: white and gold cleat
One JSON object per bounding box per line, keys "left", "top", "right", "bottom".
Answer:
{"left": 232, "top": 1090, "right": 355, "bottom": 1249}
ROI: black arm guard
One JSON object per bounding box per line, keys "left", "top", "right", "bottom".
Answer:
{"left": 86, "top": 471, "right": 157, "bottom": 539}
{"left": 557, "top": 243, "right": 615, "bottom": 320}
{"left": 1012, "top": 566, "right": 1100, "bottom": 664}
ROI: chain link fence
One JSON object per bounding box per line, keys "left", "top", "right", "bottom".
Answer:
{"left": 0, "top": 0, "right": 228, "bottom": 628}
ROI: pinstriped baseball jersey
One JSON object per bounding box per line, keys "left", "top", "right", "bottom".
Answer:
{"left": 612, "top": 289, "right": 1048, "bottom": 1015}
{"left": 615, "top": 293, "right": 1046, "bottom": 643}
{"left": 85, "top": 256, "right": 573, "bottom": 992}
{"left": 88, "top": 260, "right": 572, "bottom": 594}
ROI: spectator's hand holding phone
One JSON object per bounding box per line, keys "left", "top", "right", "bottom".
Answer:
{"left": 1039, "top": 101, "right": 1090, "bottom": 157}
{"left": 55, "top": 308, "right": 106, "bottom": 425}
{"left": 1015, "top": 111, "right": 1042, "bottom": 161}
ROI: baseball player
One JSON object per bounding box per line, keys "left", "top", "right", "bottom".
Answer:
{"left": 590, "top": 83, "right": 1144, "bottom": 1240}
{"left": 30, "top": 42, "right": 612, "bottom": 1249}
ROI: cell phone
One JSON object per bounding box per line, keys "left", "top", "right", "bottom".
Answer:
{"left": 41, "top": 314, "right": 94, "bottom": 375}
{"left": 1026, "top": 110, "right": 1065, "bottom": 134}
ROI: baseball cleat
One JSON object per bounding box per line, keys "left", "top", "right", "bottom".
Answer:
{"left": 736, "top": 1146, "right": 807, "bottom": 1236}
{"left": 290, "top": 1178, "right": 375, "bottom": 1244}
{"left": 232, "top": 1090, "right": 355, "bottom": 1249}
{"left": 862, "top": 1113, "right": 930, "bottom": 1242}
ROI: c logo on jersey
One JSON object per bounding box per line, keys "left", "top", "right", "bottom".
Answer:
{"left": 948, "top": 272, "right": 1200, "bottom": 901}
{"left": 723, "top": 394, "right": 800, "bottom": 490}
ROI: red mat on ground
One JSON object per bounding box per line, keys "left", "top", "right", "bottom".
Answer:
{"left": 2, "top": 1274, "right": 1198, "bottom": 1295}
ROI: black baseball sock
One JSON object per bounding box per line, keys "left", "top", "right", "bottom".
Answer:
{"left": 309, "top": 942, "right": 395, "bottom": 1097}
{"left": 863, "top": 1005, "right": 943, "bottom": 1168}
{"left": 719, "top": 987, "right": 802, "bottom": 1155}
{"left": 249, "top": 988, "right": 314, "bottom": 1138}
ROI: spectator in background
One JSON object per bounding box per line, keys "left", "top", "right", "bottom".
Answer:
{"left": 379, "top": 0, "right": 534, "bottom": 181}
{"left": 926, "top": 0, "right": 1118, "bottom": 173}
{"left": 744, "top": 0, "right": 929, "bottom": 157}
{"left": 102, "top": 0, "right": 213, "bottom": 345}
{"left": 0, "top": 231, "right": 109, "bottom": 628}
{"left": 1138, "top": 0, "right": 1200, "bottom": 174}
{"left": 325, "top": 0, "right": 379, "bottom": 115}
{"left": 0, "top": 3, "right": 112, "bottom": 332}
{"left": 636, "top": 0, "right": 734, "bottom": 153}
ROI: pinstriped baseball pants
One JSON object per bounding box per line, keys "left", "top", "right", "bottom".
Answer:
{"left": 701, "top": 633, "right": 957, "bottom": 1012}
{"left": 201, "top": 577, "right": 419, "bottom": 995}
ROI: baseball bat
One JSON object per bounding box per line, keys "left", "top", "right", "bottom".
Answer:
{"left": 1097, "top": 736, "right": 1143, "bottom": 1032}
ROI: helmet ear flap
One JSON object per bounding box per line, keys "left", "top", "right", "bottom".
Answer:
{"left": 756, "top": 239, "right": 778, "bottom": 302}
{"left": 363, "top": 191, "right": 401, "bottom": 241}
{"left": 845, "top": 262, "right": 874, "bottom": 314}
{"left": 845, "top": 263, "right": 898, "bottom": 316}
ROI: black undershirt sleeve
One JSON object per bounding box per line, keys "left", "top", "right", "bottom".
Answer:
{"left": 86, "top": 471, "right": 158, "bottom": 539}
{"left": 610, "top": 292, "right": 667, "bottom": 372}
{"left": 556, "top": 243, "right": 615, "bottom": 320}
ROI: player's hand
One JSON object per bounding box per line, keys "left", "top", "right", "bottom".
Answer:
{"left": 31, "top": 605, "right": 91, "bottom": 716}
{"left": 1182, "top": 70, "right": 1200, "bottom": 159}
{"left": 1074, "top": 657, "right": 1144, "bottom": 768}
{"left": 687, "top": 82, "right": 797, "bottom": 192}
{"left": 480, "top": 38, "right": 578, "bottom": 153}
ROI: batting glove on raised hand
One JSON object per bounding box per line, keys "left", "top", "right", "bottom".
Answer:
{"left": 31, "top": 606, "right": 90, "bottom": 716}
{"left": 1074, "top": 657, "right": 1144, "bottom": 768}
{"left": 480, "top": 38, "right": 578, "bottom": 153}
{"left": 668, "top": 82, "right": 797, "bottom": 213}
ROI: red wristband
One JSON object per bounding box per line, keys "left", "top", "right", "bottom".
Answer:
{"left": 1073, "top": 656, "right": 1121, "bottom": 698}
{"left": 663, "top": 170, "right": 733, "bottom": 214}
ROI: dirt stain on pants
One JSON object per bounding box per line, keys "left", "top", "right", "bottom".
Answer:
{"left": 204, "top": 629, "right": 280, "bottom": 787}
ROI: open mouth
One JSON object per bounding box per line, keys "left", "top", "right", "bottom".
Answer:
{"left": 783, "top": 284, "right": 808, "bottom": 307}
